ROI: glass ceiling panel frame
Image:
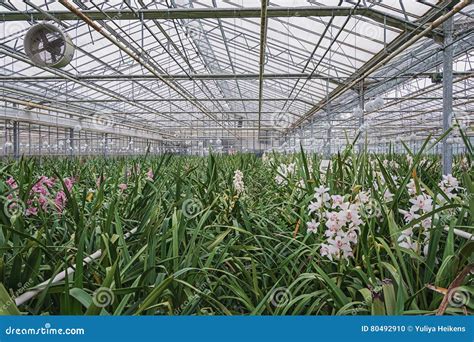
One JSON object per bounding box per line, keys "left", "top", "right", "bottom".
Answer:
{"left": 0, "top": 0, "right": 471, "bottom": 146}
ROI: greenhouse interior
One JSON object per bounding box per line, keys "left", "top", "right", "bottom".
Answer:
{"left": 0, "top": 0, "right": 472, "bottom": 316}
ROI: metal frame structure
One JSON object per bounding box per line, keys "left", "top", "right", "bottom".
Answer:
{"left": 0, "top": 0, "right": 473, "bottom": 164}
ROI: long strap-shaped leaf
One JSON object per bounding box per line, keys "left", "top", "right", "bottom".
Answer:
{"left": 14, "top": 227, "right": 138, "bottom": 306}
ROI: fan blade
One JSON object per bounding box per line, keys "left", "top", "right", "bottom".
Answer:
{"left": 30, "top": 47, "right": 48, "bottom": 55}
{"left": 39, "top": 31, "right": 49, "bottom": 46}
{"left": 49, "top": 37, "right": 65, "bottom": 48}
{"left": 32, "top": 37, "right": 65, "bottom": 61}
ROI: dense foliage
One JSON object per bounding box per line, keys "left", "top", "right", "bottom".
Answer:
{"left": 0, "top": 138, "right": 472, "bottom": 316}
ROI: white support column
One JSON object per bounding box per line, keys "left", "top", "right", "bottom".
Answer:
{"left": 103, "top": 134, "right": 108, "bottom": 157}
{"left": 325, "top": 104, "right": 332, "bottom": 158}
{"left": 358, "top": 81, "right": 365, "bottom": 153}
{"left": 12, "top": 121, "right": 19, "bottom": 159}
{"left": 442, "top": 15, "right": 454, "bottom": 175}
{"left": 69, "top": 128, "right": 74, "bottom": 157}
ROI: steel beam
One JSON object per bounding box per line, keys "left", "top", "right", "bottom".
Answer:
{"left": 0, "top": 73, "right": 345, "bottom": 82}
{"left": 24, "top": 98, "right": 313, "bottom": 105}
{"left": 0, "top": 7, "right": 443, "bottom": 39}
{"left": 1, "top": 71, "right": 470, "bottom": 84}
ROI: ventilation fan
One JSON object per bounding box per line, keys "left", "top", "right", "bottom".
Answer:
{"left": 24, "top": 23, "right": 75, "bottom": 68}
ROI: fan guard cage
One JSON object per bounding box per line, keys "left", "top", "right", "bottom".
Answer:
{"left": 24, "top": 23, "right": 75, "bottom": 68}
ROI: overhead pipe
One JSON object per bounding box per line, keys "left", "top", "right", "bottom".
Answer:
{"left": 5, "top": 72, "right": 473, "bottom": 81}
{"left": 0, "top": 6, "right": 445, "bottom": 39}
{"left": 14, "top": 228, "right": 138, "bottom": 306}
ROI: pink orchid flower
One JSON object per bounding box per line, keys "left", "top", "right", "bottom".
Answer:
{"left": 6, "top": 177, "right": 17, "bottom": 189}
{"left": 26, "top": 206, "right": 38, "bottom": 216}
{"left": 54, "top": 190, "right": 67, "bottom": 212}
{"left": 146, "top": 169, "right": 154, "bottom": 180}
